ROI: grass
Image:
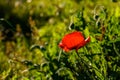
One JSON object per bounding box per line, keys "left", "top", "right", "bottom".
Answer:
{"left": 0, "top": 0, "right": 120, "bottom": 80}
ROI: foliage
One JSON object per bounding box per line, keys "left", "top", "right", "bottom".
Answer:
{"left": 0, "top": 0, "right": 120, "bottom": 80}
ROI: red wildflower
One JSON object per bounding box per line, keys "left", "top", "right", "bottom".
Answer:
{"left": 59, "top": 31, "right": 90, "bottom": 52}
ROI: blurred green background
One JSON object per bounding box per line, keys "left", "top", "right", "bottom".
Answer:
{"left": 0, "top": 0, "right": 120, "bottom": 80}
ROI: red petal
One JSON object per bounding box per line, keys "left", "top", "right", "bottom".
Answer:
{"left": 61, "top": 31, "right": 85, "bottom": 50}
{"left": 85, "top": 36, "right": 90, "bottom": 43}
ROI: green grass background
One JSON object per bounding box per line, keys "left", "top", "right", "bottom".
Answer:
{"left": 0, "top": 0, "right": 120, "bottom": 80}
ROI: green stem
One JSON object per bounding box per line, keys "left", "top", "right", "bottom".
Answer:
{"left": 76, "top": 51, "right": 105, "bottom": 80}
{"left": 113, "top": 43, "right": 120, "bottom": 57}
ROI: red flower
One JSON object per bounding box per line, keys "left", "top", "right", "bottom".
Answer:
{"left": 59, "top": 31, "right": 90, "bottom": 52}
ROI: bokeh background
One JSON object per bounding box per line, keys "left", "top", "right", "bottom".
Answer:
{"left": 0, "top": 0, "right": 120, "bottom": 79}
